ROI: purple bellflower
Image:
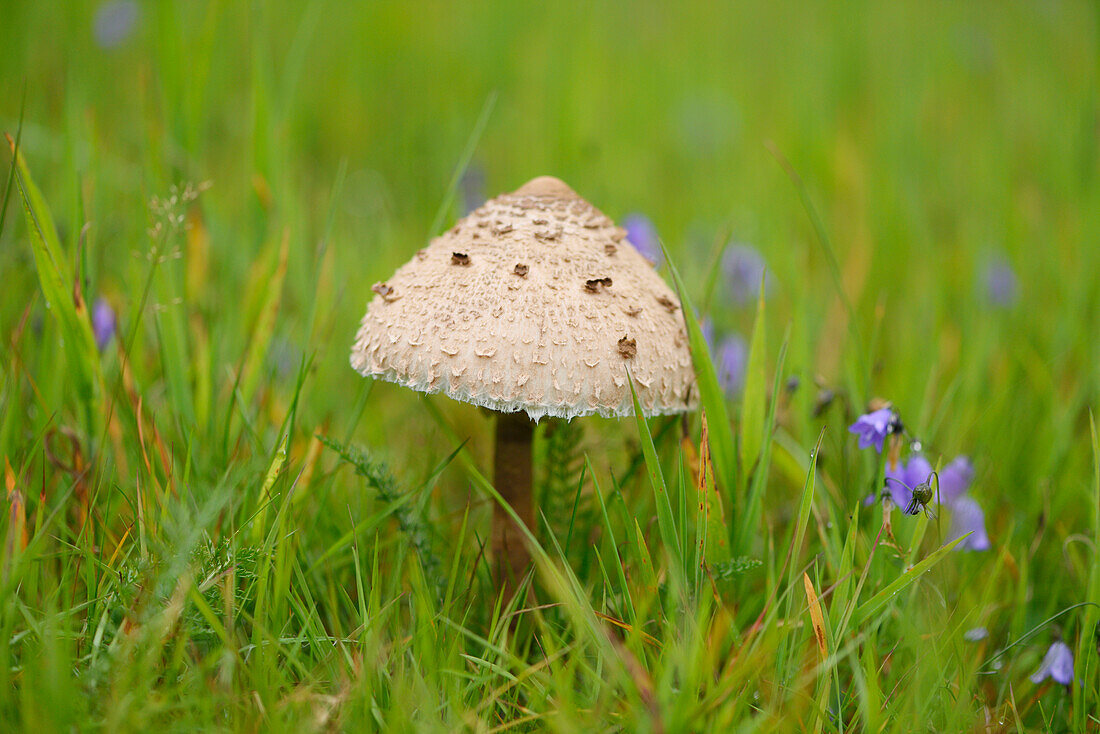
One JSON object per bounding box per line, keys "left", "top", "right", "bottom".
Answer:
{"left": 938, "top": 456, "right": 975, "bottom": 505}
{"left": 948, "top": 496, "right": 991, "bottom": 550}
{"left": 849, "top": 408, "right": 897, "bottom": 452}
{"left": 721, "top": 243, "right": 768, "bottom": 304}
{"left": 459, "top": 165, "right": 486, "bottom": 215}
{"left": 92, "top": 298, "right": 117, "bottom": 352}
{"left": 983, "top": 258, "right": 1019, "bottom": 308}
{"left": 93, "top": 1, "right": 138, "bottom": 49}
{"left": 1029, "top": 641, "right": 1074, "bottom": 686}
{"left": 623, "top": 214, "right": 662, "bottom": 267}
{"left": 715, "top": 334, "right": 747, "bottom": 398}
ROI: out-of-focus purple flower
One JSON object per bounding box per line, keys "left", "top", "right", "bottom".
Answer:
{"left": 983, "top": 257, "right": 1018, "bottom": 308}
{"left": 721, "top": 243, "right": 768, "bottom": 304}
{"left": 698, "top": 317, "right": 716, "bottom": 352}
{"left": 93, "top": 1, "right": 139, "bottom": 49}
{"left": 849, "top": 408, "right": 896, "bottom": 452}
{"left": 938, "top": 456, "right": 975, "bottom": 505}
{"left": 948, "top": 496, "right": 991, "bottom": 551}
{"left": 460, "top": 165, "right": 485, "bottom": 215}
{"left": 715, "top": 334, "right": 747, "bottom": 397}
{"left": 92, "top": 298, "right": 116, "bottom": 352}
{"left": 964, "top": 627, "right": 989, "bottom": 642}
{"left": 623, "top": 213, "right": 661, "bottom": 266}
{"left": 1029, "top": 641, "right": 1074, "bottom": 686}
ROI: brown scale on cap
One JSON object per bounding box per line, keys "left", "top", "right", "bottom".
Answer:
{"left": 617, "top": 336, "right": 637, "bottom": 359}
{"left": 350, "top": 175, "right": 696, "bottom": 421}
{"left": 451, "top": 252, "right": 471, "bottom": 266}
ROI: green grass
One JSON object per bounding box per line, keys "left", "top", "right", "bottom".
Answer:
{"left": 1, "top": 0, "right": 1099, "bottom": 730}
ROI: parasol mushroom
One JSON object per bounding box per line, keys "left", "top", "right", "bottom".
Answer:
{"left": 350, "top": 176, "right": 696, "bottom": 587}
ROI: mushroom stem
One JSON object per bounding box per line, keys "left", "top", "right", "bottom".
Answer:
{"left": 492, "top": 412, "right": 534, "bottom": 591}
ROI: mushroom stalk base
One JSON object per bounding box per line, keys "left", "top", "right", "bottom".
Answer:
{"left": 492, "top": 412, "right": 534, "bottom": 592}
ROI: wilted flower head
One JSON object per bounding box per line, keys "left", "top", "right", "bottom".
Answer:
{"left": 93, "top": 1, "right": 139, "bottom": 49}
{"left": 623, "top": 214, "right": 661, "bottom": 266}
{"left": 721, "top": 243, "right": 768, "bottom": 304}
{"left": 849, "top": 408, "right": 897, "bottom": 452}
{"left": 884, "top": 454, "right": 934, "bottom": 512}
{"left": 983, "top": 257, "right": 1018, "bottom": 308}
{"left": 948, "top": 496, "right": 991, "bottom": 551}
{"left": 716, "top": 334, "right": 748, "bottom": 398}
{"left": 1029, "top": 641, "right": 1074, "bottom": 686}
{"left": 92, "top": 298, "right": 117, "bottom": 352}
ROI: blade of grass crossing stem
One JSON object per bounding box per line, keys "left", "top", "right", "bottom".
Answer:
{"left": 662, "top": 248, "right": 738, "bottom": 509}
{"left": 737, "top": 332, "right": 788, "bottom": 553}
{"left": 427, "top": 91, "right": 497, "bottom": 239}
{"left": 1075, "top": 413, "right": 1100, "bottom": 728}
{"left": 590, "top": 458, "right": 637, "bottom": 626}
{"left": 830, "top": 502, "right": 860, "bottom": 633}
{"left": 852, "top": 534, "right": 968, "bottom": 626}
{"left": 10, "top": 140, "right": 102, "bottom": 439}
{"left": 0, "top": 87, "right": 26, "bottom": 238}
{"left": 240, "top": 229, "right": 289, "bottom": 407}
{"left": 628, "top": 373, "right": 683, "bottom": 575}
{"left": 778, "top": 429, "right": 823, "bottom": 679}
{"left": 739, "top": 278, "right": 767, "bottom": 487}
{"left": 251, "top": 433, "right": 288, "bottom": 543}
{"left": 766, "top": 141, "right": 868, "bottom": 398}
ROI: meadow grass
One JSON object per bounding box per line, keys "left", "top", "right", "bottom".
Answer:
{"left": 1, "top": 1, "right": 1099, "bottom": 730}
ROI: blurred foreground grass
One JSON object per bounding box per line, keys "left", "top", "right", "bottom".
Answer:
{"left": 1, "top": 0, "right": 1099, "bottom": 730}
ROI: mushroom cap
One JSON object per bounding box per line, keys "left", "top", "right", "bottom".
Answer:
{"left": 350, "top": 176, "right": 697, "bottom": 422}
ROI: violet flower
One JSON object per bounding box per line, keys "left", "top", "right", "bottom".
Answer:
{"left": 721, "top": 243, "right": 768, "bottom": 304}
{"left": 715, "top": 334, "right": 747, "bottom": 398}
{"left": 92, "top": 298, "right": 117, "bottom": 352}
{"left": 948, "top": 496, "right": 991, "bottom": 551}
{"left": 848, "top": 408, "right": 897, "bottom": 452}
{"left": 623, "top": 214, "right": 662, "bottom": 266}
{"left": 937, "top": 456, "right": 975, "bottom": 505}
{"left": 93, "top": 1, "right": 138, "bottom": 49}
{"left": 460, "top": 165, "right": 486, "bottom": 215}
{"left": 1029, "top": 641, "right": 1074, "bottom": 686}
{"left": 983, "top": 257, "right": 1019, "bottom": 308}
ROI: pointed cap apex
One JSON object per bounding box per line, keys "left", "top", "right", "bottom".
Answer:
{"left": 511, "top": 176, "right": 579, "bottom": 199}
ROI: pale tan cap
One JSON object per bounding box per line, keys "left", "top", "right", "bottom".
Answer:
{"left": 350, "top": 176, "right": 697, "bottom": 421}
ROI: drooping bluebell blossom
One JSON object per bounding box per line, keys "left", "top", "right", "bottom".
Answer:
{"left": 715, "top": 334, "right": 747, "bottom": 398}
{"left": 721, "top": 243, "right": 768, "bottom": 304}
{"left": 623, "top": 214, "right": 661, "bottom": 266}
{"left": 848, "top": 408, "right": 897, "bottom": 452}
{"left": 937, "top": 456, "right": 975, "bottom": 505}
{"left": 93, "top": 1, "right": 139, "bottom": 49}
{"left": 92, "top": 298, "right": 117, "bottom": 352}
{"left": 948, "top": 496, "right": 991, "bottom": 551}
{"left": 1029, "top": 641, "right": 1074, "bottom": 686}
{"left": 983, "top": 257, "right": 1018, "bottom": 308}
{"left": 963, "top": 627, "right": 989, "bottom": 642}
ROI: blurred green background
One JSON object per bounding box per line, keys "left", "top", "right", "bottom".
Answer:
{"left": 1, "top": 0, "right": 1099, "bottom": 729}
{"left": 4, "top": 0, "right": 1096, "bottom": 499}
